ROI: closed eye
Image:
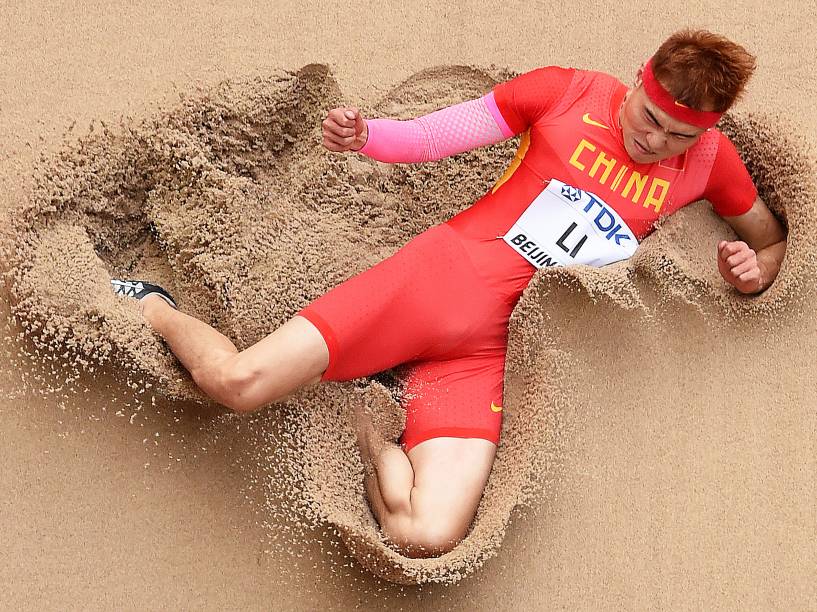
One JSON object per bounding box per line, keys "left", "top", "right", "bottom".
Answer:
{"left": 645, "top": 107, "right": 697, "bottom": 138}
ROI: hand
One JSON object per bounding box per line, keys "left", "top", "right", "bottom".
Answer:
{"left": 322, "top": 107, "right": 368, "bottom": 152}
{"left": 717, "top": 240, "right": 763, "bottom": 294}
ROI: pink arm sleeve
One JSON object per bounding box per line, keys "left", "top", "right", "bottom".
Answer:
{"left": 357, "top": 91, "right": 514, "bottom": 163}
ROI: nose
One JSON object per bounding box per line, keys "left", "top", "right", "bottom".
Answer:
{"left": 645, "top": 130, "right": 667, "bottom": 152}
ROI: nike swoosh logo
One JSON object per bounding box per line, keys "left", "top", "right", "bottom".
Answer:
{"left": 582, "top": 113, "right": 609, "bottom": 130}
{"left": 490, "top": 402, "right": 503, "bottom": 413}
{"left": 674, "top": 100, "right": 690, "bottom": 108}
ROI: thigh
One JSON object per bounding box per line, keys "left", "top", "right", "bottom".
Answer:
{"left": 298, "top": 223, "right": 503, "bottom": 381}
{"left": 399, "top": 352, "right": 505, "bottom": 452}
{"left": 232, "top": 315, "right": 330, "bottom": 402}
{"left": 407, "top": 436, "right": 497, "bottom": 540}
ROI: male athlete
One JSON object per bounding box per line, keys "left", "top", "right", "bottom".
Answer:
{"left": 112, "top": 29, "right": 786, "bottom": 558}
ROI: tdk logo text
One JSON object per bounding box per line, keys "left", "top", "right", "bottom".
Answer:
{"left": 560, "top": 183, "right": 632, "bottom": 246}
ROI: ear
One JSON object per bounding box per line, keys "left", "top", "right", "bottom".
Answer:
{"left": 634, "top": 62, "right": 645, "bottom": 87}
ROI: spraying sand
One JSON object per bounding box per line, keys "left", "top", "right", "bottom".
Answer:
{"left": 4, "top": 63, "right": 815, "bottom": 585}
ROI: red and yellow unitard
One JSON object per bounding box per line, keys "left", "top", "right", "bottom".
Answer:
{"left": 299, "top": 67, "right": 757, "bottom": 451}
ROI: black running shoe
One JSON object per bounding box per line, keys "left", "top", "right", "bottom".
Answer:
{"left": 111, "top": 279, "right": 177, "bottom": 309}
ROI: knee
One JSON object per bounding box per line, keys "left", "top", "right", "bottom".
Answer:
{"left": 202, "top": 357, "right": 266, "bottom": 413}
{"left": 405, "top": 522, "right": 465, "bottom": 558}
{"left": 383, "top": 516, "right": 466, "bottom": 558}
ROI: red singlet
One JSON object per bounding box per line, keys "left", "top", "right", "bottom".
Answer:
{"left": 299, "top": 67, "right": 758, "bottom": 451}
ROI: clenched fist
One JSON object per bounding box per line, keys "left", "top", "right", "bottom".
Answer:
{"left": 717, "top": 240, "right": 763, "bottom": 294}
{"left": 322, "top": 107, "right": 368, "bottom": 152}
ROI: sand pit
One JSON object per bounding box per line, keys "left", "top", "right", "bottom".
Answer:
{"left": 4, "top": 63, "right": 815, "bottom": 585}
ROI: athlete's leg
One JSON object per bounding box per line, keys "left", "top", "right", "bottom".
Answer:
{"left": 142, "top": 295, "right": 329, "bottom": 412}
{"left": 354, "top": 341, "right": 506, "bottom": 557}
{"left": 357, "top": 418, "right": 496, "bottom": 558}
{"left": 126, "top": 223, "right": 479, "bottom": 413}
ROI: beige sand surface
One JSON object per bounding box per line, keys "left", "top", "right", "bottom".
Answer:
{"left": 1, "top": 2, "right": 815, "bottom": 609}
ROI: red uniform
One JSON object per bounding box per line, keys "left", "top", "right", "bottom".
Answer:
{"left": 299, "top": 67, "right": 757, "bottom": 451}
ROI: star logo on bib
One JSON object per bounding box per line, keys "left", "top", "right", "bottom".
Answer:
{"left": 561, "top": 184, "right": 582, "bottom": 202}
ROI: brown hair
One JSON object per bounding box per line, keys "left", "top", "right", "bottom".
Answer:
{"left": 651, "top": 29, "right": 757, "bottom": 112}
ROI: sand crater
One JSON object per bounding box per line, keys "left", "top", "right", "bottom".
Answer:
{"left": 5, "top": 64, "right": 815, "bottom": 585}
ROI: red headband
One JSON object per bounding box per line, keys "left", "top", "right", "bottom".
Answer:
{"left": 641, "top": 58, "right": 722, "bottom": 129}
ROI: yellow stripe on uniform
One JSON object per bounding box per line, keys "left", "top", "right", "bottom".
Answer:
{"left": 492, "top": 129, "right": 531, "bottom": 194}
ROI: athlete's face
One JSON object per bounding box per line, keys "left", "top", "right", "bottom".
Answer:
{"left": 619, "top": 82, "right": 707, "bottom": 164}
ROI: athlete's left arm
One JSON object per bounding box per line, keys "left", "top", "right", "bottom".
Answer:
{"left": 716, "top": 195, "right": 787, "bottom": 294}
{"left": 353, "top": 94, "right": 511, "bottom": 164}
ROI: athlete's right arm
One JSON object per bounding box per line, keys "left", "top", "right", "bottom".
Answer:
{"left": 321, "top": 66, "right": 574, "bottom": 163}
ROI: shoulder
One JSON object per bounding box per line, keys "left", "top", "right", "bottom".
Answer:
{"left": 491, "top": 66, "right": 578, "bottom": 132}
{"left": 687, "top": 128, "right": 743, "bottom": 171}
{"left": 695, "top": 129, "right": 757, "bottom": 216}
{"left": 579, "top": 69, "right": 625, "bottom": 86}
{"left": 493, "top": 66, "right": 625, "bottom": 96}
{"left": 561, "top": 69, "right": 628, "bottom": 108}
{"left": 493, "top": 65, "right": 576, "bottom": 93}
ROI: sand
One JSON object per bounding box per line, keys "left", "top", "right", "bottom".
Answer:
{"left": 1, "top": 2, "right": 815, "bottom": 609}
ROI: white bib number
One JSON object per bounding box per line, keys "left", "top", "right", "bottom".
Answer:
{"left": 502, "top": 179, "right": 638, "bottom": 268}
